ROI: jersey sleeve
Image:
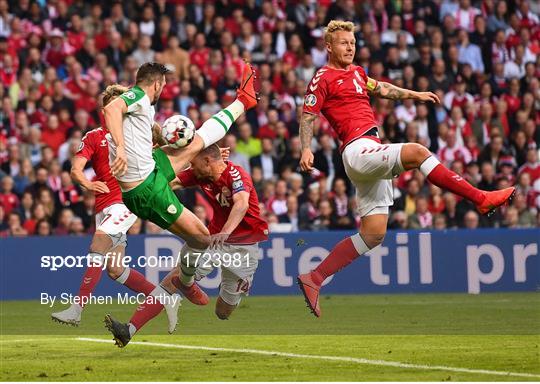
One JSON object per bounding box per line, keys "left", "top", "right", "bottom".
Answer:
{"left": 75, "top": 131, "right": 96, "bottom": 161}
{"left": 303, "top": 70, "right": 328, "bottom": 115}
{"left": 228, "top": 165, "right": 252, "bottom": 195}
{"left": 119, "top": 86, "right": 146, "bottom": 113}
{"left": 360, "top": 66, "right": 378, "bottom": 92}
{"left": 176, "top": 168, "right": 198, "bottom": 188}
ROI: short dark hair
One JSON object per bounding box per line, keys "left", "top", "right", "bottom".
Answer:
{"left": 135, "top": 62, "right": 171, "bottom": 86}
{"left": 199, "top": 144, "right": 222, "bottom": 160}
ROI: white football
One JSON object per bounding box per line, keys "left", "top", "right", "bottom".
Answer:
{"left": 161, "top": 114, "right": 195, "bottom": 148}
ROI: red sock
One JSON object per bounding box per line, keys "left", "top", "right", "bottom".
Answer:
{"left": 312, "top": 236, "right": 363, "bottom": 286}
{"left": 123, "top": 269, "right": 156, "bottom": 295}
{"left": 427, "top": 164, "right": 485, "bottom": 205}
{"left": 77, "top": 266, "right": 103, "bottom": 307}
{"left": 129, "top": 297, "right": 163, "bottom": 331}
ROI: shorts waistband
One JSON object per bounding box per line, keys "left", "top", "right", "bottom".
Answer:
{"left": 362, "top": 127, "right": 380, "bottom": 138}
{"left": 121, "top": 168, "right": 156, "bottom": 198}
{"left": 342, "top": 127, "right": 381, "bottom": 152}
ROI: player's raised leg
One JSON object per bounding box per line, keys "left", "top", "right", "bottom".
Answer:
{"left": 401, "top": 143, "right": 515, "bottom": 215}
{"left": 298, "top": 142, "right": 515, "bottom": 317}
{"left": 160, "top": 62, "right": 258, "bottom": 173}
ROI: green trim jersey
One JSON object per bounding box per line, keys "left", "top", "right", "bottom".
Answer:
{"left": 107, "top": 85, "right": 156, "bottom": 182}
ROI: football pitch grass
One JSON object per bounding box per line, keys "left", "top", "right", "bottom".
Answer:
{"left": 1, "top": 293, "right": 539, "bottom": 381}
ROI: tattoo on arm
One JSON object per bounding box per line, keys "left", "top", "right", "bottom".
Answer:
{"left": 372, "top": 82, "right": 416, "bottom": 100}
{"left": 300, "top": 113, "right": 317, "bottom": 150}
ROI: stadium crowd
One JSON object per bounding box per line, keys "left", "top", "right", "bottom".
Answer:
{"left": 0, "top": 0, "right": 539, "bottom": 237}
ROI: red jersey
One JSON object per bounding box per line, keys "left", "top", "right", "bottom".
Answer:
{"left": 177, "top": 162, "right": 268, "bottom": 244}
{"left": 76, "top": 127, "right": 122, "bottom": 213}
{"left": 303, "top": 65, "right": 379, "bottom": 151}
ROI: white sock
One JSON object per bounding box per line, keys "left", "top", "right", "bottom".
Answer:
{"left": 350, "top": 233, "right": 371, "bottom": 254}
{"left": 196, "top": 100, "right": 245, "bottom": 148}
{"left": 128, "top": 323, "right": 137, "bottom": 337}
{"left": 115, "top": 267, "right": 130, "bottom": 284}
{"left": 149, "top": 286, "right": 171, "bottom": 303}
{"left": 179, "top": 268, "right": 195, "bottom": 286}
{"left": 419, "top": 156, "right": 440, "bottom": 177}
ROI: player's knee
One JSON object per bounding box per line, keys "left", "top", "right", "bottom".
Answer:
{"left": 106, "top": 265, "right": 124, "bottom": 280}
{"left": 360, "top": 232, "right": 386, "bottom": 249}
{"left": 215, "top": 308, "right": 230, "bottom": 320}
{"left": 411, "top": 143, "right": 431, "bottom": 166}
{"left": 89, "top": 232, "right": 112, "bottom": 255}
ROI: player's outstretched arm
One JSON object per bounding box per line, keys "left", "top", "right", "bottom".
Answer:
{"left": 210, "top": 191, "right": 249, "bottom": 248}
{"left": 299, "top": 112, "right": 318, "bottom": 172}
{"left": 71, "top": 156, "right": 110, "bottom": 193}
{"left": 104, "top": 98, "right": 129, "bottom": 176}
{"left": 368, "top": 77, "right": 440, "bottom": 103}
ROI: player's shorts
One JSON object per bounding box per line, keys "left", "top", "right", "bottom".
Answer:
{"left": 121, "top": 148, "right": 184, "bottom": 230}
{"left": 342, "top": 138, "right": 405, "bottom": 217}
{"left": 194, "top": 243, "right": 260, "bottom": 306}
{"left": 95, "top": 203, "right": 137, "bottom": 247}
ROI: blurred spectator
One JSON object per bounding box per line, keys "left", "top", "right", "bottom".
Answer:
{"left": 389, "top": 210, "right": 409, "bottom": 229}
{"left": 409, "top": 196, "right": 433, "bottom": 229}
{"left": 277, "top": 195, "right": 299, "bottom": 232}
{"left": 329, "top": 178, "right": 355, "bottom": 230}
{"left": 437, "top": 129, "right": 472, "bottom": 167}
{"left": 224, "top": 134, "right": 250, "bottom": 173}
{"left": 250, "top": 137, "right": 278, "bottom": 181}
{"left": 236, "top": 122, "right": 261, "bottom": 159}
{"left": 299, "top": 184, "right": 320, "bottom": 231}
{"left": 394, "top": 178, "right": 421, "bottom": 215}
{"left": 0, "top": 175, "right": 18, "bottom": 215}
{"left": 463, "top": 210, "right": 480, "bottom": 229}
{"left": 478, "top": 134, "right": 506, "bottom": 170}
{"left": 457, "top": 28, "right": 484, "bottom": 73}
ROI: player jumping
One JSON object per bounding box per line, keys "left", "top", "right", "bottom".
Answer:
{"left": 51, "top": 85, "right": 180, "bottom": 330}
{"left": 297, "top": 21, "right": 515, "bottom": 317}
{"left": 102, "top": 62, "right": 257, "bottom": 338}
{"left": 104, "top": 145, "right": 268, "bottom": 347}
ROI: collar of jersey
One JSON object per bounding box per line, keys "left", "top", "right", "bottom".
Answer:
{"left": 133, "top": 85, "right": 145, "bottom": 94}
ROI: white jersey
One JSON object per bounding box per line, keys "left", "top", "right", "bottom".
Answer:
{"left": 107, "top": 85, "right": 156, "bottom": 182}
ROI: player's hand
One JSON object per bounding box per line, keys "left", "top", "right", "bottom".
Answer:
{"left": 87, "top": 181, "right": 110, "bottom": 194}
{"left": 416, "top": 92, "right": 440, "bottom": 104}
{"left": 300, "top": 149, "right": 314, "bottom": 172}
{"left": 210, "top": 233, "right": 229, "bottom": 249}
{"left": 220, "top": 147, "right": 230, "bottom": 162}
{"left": 111, "top": 146, "right": 128, "bottom": 177}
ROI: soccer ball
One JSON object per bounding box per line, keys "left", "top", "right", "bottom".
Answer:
{"left": 161, "top": 115, "right": 195, "bottom": 148}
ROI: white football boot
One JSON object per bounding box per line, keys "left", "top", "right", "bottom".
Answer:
{"left": 51, "top": 304, "right": 82, "bottom": 326}
{"left": 163, "top": 293, "right": 182, "bottom": 334}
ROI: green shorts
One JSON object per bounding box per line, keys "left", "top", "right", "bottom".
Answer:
{"left": 122, "top": 148, "right": 184, "bottom": 230}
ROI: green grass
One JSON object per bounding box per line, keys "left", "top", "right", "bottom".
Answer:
{"left": 1, "top": 293, "right": 539, "bottom": 381}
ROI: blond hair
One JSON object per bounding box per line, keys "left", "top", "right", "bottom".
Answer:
{"left": 101, "top": 84, "right": 129, "bottom": 107}
{"left": 324, "top": 20, "right": 355, "bottom": 43}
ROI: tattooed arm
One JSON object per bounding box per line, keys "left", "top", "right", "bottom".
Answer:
{"left": 299, "top": 112, "right": 318, "bottom": 172}
{"left": 368, "top": 77, "right": 440, "bottom": 103}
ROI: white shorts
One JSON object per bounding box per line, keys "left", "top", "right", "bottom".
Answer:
{"left": 342, "top": 138, "right": 405, "bottom": 217}
{"left": 195, "top": 243, "right": 260, "bottom": 306}
{"left": 95, "top": 203, "right": 137, "bottom": 247}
